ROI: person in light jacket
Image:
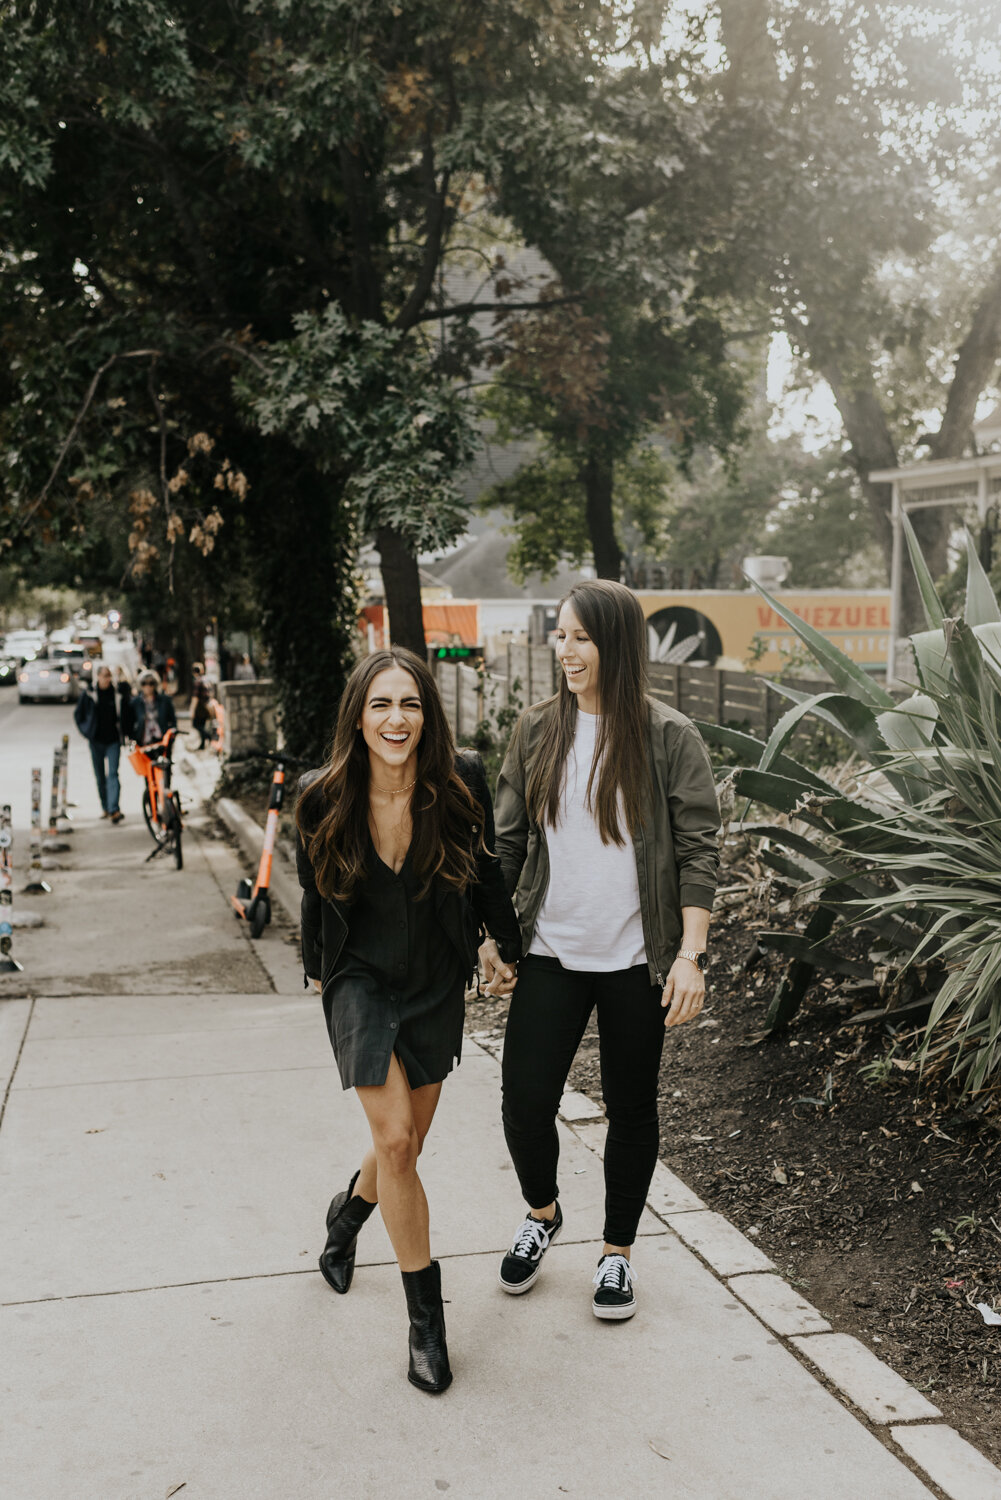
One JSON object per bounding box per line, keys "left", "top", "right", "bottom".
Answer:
{"left": 295, "top": 646, "right": 521, "bottom": 1395}
{"left": 494, "top": 580, "right": 720, "bottom": 1321}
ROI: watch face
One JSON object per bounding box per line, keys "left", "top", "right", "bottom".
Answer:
{"left": 696, "top": 951, "right": 708, "bottom": 972}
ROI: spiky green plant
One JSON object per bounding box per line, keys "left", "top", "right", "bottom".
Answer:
{"left": 699, "top": 521, "right": 1001, "bottom": 1095}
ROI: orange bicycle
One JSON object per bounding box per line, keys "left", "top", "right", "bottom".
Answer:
{"left": 128, "top": 728, "right": 184, "bottom": 869}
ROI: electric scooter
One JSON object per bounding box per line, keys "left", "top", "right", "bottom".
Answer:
{"left": 231, "top": 750, "right": 301, "bottom": 938}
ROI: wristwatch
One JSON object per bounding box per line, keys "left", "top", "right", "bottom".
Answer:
{"left": 678, "top": 949, "right": 709, "bottom": 972}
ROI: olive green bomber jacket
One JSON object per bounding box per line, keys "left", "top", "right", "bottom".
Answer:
{"left": 493, "top": 697, "right": 720, "bottom": 986}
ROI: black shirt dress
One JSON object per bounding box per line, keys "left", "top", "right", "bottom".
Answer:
{"left": 296, "top": 751, "right": 522, "bottom": 1092}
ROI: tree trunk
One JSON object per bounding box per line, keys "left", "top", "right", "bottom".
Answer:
{"left": 247, "top": 450, "right": 357, "bottom": 764}
{"left": 819, "top": 361, "right": 951, "bottom": 629}
{"left": 582, "top": 448, "right": 622, "bottom": 581}
{"left": 376, "top": 524, "right": 426, "bottom": 654}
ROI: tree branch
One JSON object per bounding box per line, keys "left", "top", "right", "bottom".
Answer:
{"left": 409, "top": 294, "right": 584, "bottom": 325}
{"left": 19, "top": 349, "right": 163, "bottom": 538}
{"left": 394, "top": 136, "right": 451, "bottom": 331}
{"left": 929, "top": 258, "right": 1001, "bottom": 459}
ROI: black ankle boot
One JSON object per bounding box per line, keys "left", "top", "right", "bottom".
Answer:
{"left": 401, "top": 1260, "right": 452, "bottom": 1394}
{"left": 318, "top": 1170, "right": 377, "bottom": 1295}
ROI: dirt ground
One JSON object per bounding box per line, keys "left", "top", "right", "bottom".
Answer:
{"left": 468, "top": 897, "right": 1001, "bottom": 1467}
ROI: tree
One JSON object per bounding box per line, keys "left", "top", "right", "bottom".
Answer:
{"left": 0, "top": 0, "right": 626, "bottom": 753}
{"left": 710, "top": 0, "right": 1001, "bottom": 627}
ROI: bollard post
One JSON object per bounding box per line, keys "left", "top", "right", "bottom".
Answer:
{"left": 57, "top": 733, "right": 73, "bottom": 822}
{"left": 0, "top": 803, "right": 22, "bottom": 972}
{"left": 43, "top": 746, "right": 70, "bottom": 852}
{"left": 23, "top": 768, "right": 52, "bottom": 894}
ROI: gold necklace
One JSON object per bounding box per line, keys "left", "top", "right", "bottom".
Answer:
{"left": 373, "top": 776, "right": 417, "bottom": 797}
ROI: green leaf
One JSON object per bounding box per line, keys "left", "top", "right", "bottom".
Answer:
{"left": 761, "top": 691, "right": 882, "bottom": 769}
{"left": 694, "top": 721, "right": 835, "bottom": 792}
{"left": 758, "top": 930, "right": 872, "bottom": 978}
{"left": 876, "top": 692, "right": 938, "bottom": 752}
{"left": 902, "top": 512, "right": 945, "bottom": 630}
{"left": 748, "top": 580, "right": 895, "bottom": 709}
{"left": 963, "top": 527, "right": 1001, "bottom": 626}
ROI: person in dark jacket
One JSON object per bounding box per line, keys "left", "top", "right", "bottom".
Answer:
{"left": 189, "top": 663, "right": 212, "bottom": 749}
{"left": 296, "top": 646, "right": 521, "bottom": 1396}
{"left": 129, "top": 670, "right": 177, "bottom": 745}
{"left": 493, "top": 580, "right": 720, "bottom": 1322}
{"left": 73, "top": 664, "right": 133, "bottom": 822}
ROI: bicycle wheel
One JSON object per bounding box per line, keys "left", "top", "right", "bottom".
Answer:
{"left": 166, "top": 793, "right": 183, "bottom": 870}
{"left": 142, "top": 788, "right": 168, "bottom": 845}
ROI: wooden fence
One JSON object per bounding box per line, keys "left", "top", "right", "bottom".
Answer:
{"left": 430, "top": 645, "right": 829, "bottom": 742}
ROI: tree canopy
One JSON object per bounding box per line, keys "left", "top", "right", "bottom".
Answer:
{"left": 3, "top": 0, "right": 1001, "bottom": 750}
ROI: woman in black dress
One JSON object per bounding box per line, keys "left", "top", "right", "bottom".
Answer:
{"left": 295, "top": 647, "right": 521, "bottom": 1394}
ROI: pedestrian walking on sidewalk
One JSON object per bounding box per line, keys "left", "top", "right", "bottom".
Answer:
{"left": 494, "top": 580, "right": 720, "bottom": 1321}
{"left": 189, "top": 664, "right": 213, "bottom": 749}
{"left": 295, "top": 646, "right": 521, "bottom": 1394}
{"left": 73, "top": 664, "right": 132, "bottom": 822}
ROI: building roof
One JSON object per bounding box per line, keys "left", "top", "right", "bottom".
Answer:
{"left": 427, "top": 528, "right": 587, "bottom": 600}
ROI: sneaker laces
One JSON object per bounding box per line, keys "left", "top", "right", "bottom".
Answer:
{"left": 510, "top": 1215, "right": 552, "bottom": 1258}
{"left": 593, "top": 1254, "right": 635, "bottom": 1291}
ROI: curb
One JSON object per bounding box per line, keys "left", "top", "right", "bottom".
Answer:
{"left": 210, "top": 799, "right": 1001, "bottom": 1500}
{"left": 562, "top": 1110, "right": 1001, "bottom": 1500}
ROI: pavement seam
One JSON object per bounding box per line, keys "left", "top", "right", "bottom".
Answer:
{"left": 10, "top": 1061, "right": 337, "bottom": 1090}
{"left": 0, "top": 1235, "right": 671, "bottom": 1306}
{"left": 0, "top": 992, "right": 35, "bottom": 1131}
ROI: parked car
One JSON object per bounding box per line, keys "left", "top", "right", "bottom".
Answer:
{"left": 3, "top": 631, "right": 46, "bottom": 665}
{"left": 17, "top": 659, "right": 78, "bottom": 704}
{"left": 0, "top": 654, "right": 17, "bottom": 687}
{"left": 50, "top": 646, "right": 87, "bottom": 680}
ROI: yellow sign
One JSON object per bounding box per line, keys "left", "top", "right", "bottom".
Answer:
{"left": 635, "top": 590, "right": 891, "bottom": 673}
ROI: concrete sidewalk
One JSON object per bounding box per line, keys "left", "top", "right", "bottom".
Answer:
{"left": 1, "top": 785, "right": 997, "bottom": 1498}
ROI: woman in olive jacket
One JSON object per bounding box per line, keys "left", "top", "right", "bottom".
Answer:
{"left": 493, "top": 580, "right": 720, "bottom": 1322}
{"left": 296, "top": 646, "right": 520, "bottom": 1395}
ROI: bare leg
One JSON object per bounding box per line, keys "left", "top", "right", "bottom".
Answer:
{"left": 353, "top": 1076, "right": 440, "bottom": 1204}
{"left": 355, "top": 1054, "right": 443, "bottom": 1272}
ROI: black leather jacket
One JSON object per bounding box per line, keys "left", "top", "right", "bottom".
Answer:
{"left": 296, "top": 750, "right": 522, "bottom": 990}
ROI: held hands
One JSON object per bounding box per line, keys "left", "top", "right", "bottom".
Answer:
{"left": 661, "top": 957, "right": 705, "bottom": 1028}
{"left": 478, "top": 937, "right": 518, "bottom": 997}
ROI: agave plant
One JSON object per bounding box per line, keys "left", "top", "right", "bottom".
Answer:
{"left": 699, "top": 520, "right": 1001, "bottom": 1095}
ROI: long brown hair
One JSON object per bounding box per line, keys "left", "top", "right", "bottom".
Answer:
{"left": 296, "top": 647, "right": 483, "bottom": 902}
{"left": 525, "top": 580, "right": 650, "bottom": 846}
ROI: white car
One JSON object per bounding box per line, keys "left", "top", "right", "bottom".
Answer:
{"left": 4, "top": 631, "right": 46, "bottom": 665}
{"left": 17, "top": 659, "right": 78, "bottom": 704}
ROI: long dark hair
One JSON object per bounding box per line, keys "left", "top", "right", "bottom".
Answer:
{"left": 295, "top": 647, "right": 482, "bottom": 902}
{"left": 524, "top": 580, "right": 650, "bottom": 845}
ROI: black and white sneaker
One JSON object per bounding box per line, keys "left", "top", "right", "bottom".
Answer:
{"left": 591, "top": 1253, "right": 636, "bottom": 1320}
{"left": 498, "top": 1202, "right": 564, "bottom": 1294}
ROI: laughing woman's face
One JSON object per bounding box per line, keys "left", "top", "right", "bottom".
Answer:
{"left": 358, "top": 666, "right": 425, "bottom": 774}
{"left": 555, "top": 602, "right": 600, "bottom": 714}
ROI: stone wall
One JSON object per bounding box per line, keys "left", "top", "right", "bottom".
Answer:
{"left": 218, "top": 679, "right": 277, "bottom": 758}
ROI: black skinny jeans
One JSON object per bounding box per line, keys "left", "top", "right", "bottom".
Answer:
{"left": 501, "top": 954, "right": 666, "bottom": 1247}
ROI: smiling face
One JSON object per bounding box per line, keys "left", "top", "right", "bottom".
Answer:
{"left": 358, "top": 665, "right": 425, "bottom": 779}
{"left": 556, "top": 601, "right": 601, "bottom": 713}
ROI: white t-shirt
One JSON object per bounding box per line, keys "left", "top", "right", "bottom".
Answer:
{"left": 529, "top": 709, "right": 647, "bottom": 972}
